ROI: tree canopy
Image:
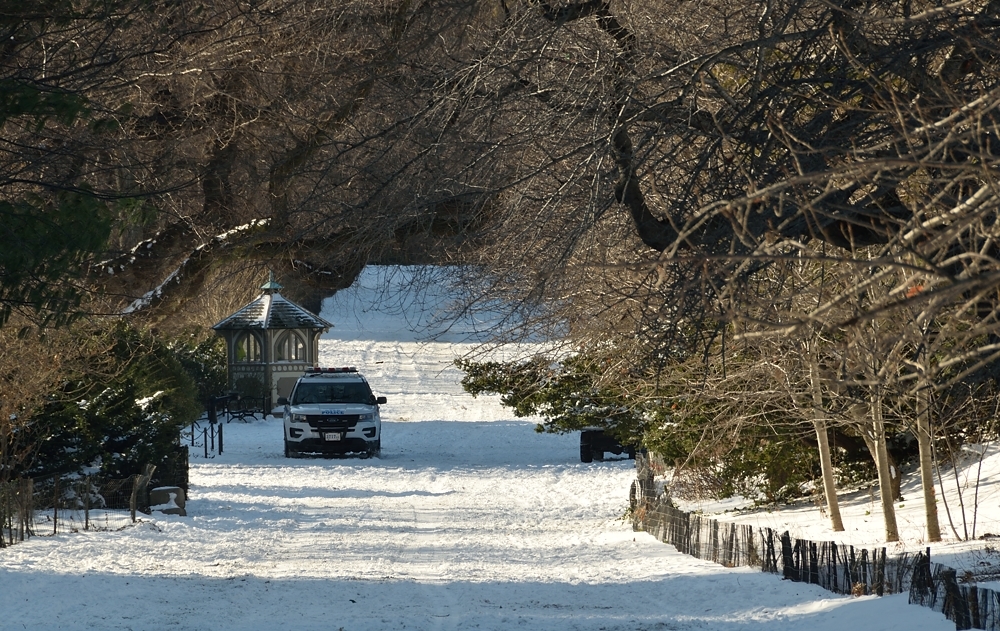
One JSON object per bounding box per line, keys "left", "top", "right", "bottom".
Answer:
{"left": 5, "top": 0, "right": 1000, "bottom": 537}
{"left": 2, "top": 1, "right": 997, "bottom": 332}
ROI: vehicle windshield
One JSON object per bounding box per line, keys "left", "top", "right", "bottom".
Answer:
{"left": 292, "top": 382, "right": 374, "bottom": 405}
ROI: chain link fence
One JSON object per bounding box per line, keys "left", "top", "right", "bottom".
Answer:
{"left": 1, "top": 466, "right": 156, "bottom": 549}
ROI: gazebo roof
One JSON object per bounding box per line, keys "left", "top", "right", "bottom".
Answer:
{"left": 212, "top": 291, "right": 332, "bottom": 331}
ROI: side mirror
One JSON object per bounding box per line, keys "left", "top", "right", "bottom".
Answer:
{"left": 376, "top": 396, "right": 387, "bottom": 405}
{"left": 277, "top": 397, "right": 289, "bottom": 406}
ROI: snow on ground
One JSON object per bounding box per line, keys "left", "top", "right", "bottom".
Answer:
{"left": 0, "top": 267, "right": 963, "bottom": 630}
{"left": 676, "top": 448, "right": 1000, "bottom": 580}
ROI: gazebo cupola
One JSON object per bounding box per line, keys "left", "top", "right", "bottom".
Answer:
{"left": 212, "top": 274, "right": 332, "bottom": 407}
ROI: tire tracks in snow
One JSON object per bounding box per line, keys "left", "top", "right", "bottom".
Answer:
{"left": 403, "top": 499, "right": 463, "bottom": 631}
{"left": 267, "top": 482, "right": 397, "bottom": 582}
{"left": 264, "top": 467, "right": 465, "bottom": 631}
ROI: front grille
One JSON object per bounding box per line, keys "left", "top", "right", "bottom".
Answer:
{"left": 306, "top": 414, "right": 361, "bottom": 429}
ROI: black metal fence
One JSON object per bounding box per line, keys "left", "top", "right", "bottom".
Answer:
{"left": 634, "top": 461, "right": 1000, "bottom": 630}
{"left": 187, "top": 411, "right": 225, "bottom": 457}
{"left": 0, "top": 466, "right": 156, "bottom": 549}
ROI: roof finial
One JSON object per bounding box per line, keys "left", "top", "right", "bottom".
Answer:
{"left": 260, "top": 269, "right": 283, "bottom": 294}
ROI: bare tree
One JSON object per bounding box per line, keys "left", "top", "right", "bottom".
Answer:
{"left": 804, "top": 338, "right": 845, "bottom": 532}
{"left": 9, "top": 2, "right": 1000, "bottom": 545}
{"left": 6, "top": 1, "right": 998, "bottom": 333}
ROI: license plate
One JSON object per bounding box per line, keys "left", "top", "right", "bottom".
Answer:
{"left": 324, "top": 432, "right": 342, "bottom": 442}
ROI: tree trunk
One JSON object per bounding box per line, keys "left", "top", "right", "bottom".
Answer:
{"left": 813, "top": 418, "right": 845, "bottom": 532}
{"left": 917, "top": 383, "right": 943, "bottom": 542}
{"left": 0, "top": 425, "right": 7, "bottom": 485}
{"left": 807, "top": 359, "right": 844, "bottom": 531}
{"left": 871, "top": 390, "right": 900, "bottom": 542}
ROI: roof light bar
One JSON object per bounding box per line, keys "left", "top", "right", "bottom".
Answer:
{"left": 306, "top": 367, "right": 358, "bottom": 374}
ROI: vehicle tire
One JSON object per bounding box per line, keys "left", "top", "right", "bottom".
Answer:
{"left": 284, "top": 440, "right": 300, "bottom": 459}
{"left": 580, "top": 438, "right": 593, "bottom": 463}
{"left": 592, "top": 447, "right": 604, "bottom": 461}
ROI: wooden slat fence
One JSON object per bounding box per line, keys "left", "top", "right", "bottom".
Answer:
{"left": 636, "top": 493, "right": 918, "bottom": 596}
{"left": 633, "top": 454, "right": 1000, "bottom": 630}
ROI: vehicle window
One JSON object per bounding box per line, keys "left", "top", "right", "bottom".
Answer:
{"left": 292, "top": 382, "right": 373, "bottom": 405}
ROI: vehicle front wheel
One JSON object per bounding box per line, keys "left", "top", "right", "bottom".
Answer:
{"left": 580, "top": 439, "right": 593, "bottom": 463}
{"left": 284, "top": 440, "right": 300, "bottom": 459}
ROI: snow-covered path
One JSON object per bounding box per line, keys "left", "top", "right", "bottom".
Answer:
{"left": 0, "top": 346, "right": 950, "bottom": 630}
{"left": 0, "top": 425, "right": 949, "bottom": 631}
{"left": 0, "top": 271, "right": 954, "bottom": 629}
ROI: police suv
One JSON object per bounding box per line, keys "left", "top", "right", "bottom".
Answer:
{"left": 278, "top": 367, "right": 386, "bottom": 458}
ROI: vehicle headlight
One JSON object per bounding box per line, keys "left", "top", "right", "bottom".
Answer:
{"left": 359, "top": 413, "right": 374, "bottom": 421}
{"left": 291, "top": 413, "right": 309, "bottom": 423}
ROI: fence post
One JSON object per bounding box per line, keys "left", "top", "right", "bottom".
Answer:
{"left": 830, "top": 542, "right": 838, "bottom": 593}
{"left": 130, "top": 465, "right": 156, "bottom": 522}
{"left": 727, "top": 523, "right": 737, "bottom": 567}
{"left": 711, "top": 520, "right": 720, "bottom": 564}
{"left": 861, "top": 548, "right": 870, "bottom": 595}
{"left": 968, "top": 586, "right": 981, "bottom": 629}
{"left": 941, "top": 568, "right": 972, "bottom": 630}
{"left": 218, "top": 422, "right": 223, "bottom": 454}
{"left": 0, "top": 482, "right": 7, "bottom": 548}
{"left": 793, "top": 539, "right": 802, "bottom": 582}
{"left": 53, "top": 476, "right": 59, "bottom": 535}
{"left": 909, "top": 549, "right": 933, "bottom": 605}
{"left": 130, "top": 475, "right": 137, "bottom": 523}
{"left": 204, "top": 428, "right": 208, "bottom": 458}
{"left": 780, "top": 531, "right": 793, "bottom": 579}
{"left": 809, "top": 541, "right": 819, "bottom": 585}
{"left": 849, "top": 546, "right": 858, "bottom": 590}
{"left": 84, "top": 476, "right": 91, "bottom": 531}
{"left": 875, "top": 547, "right": 885, "bottom": 597}
{"left": 21, "top": 478, "right": 32, "bottom": 541}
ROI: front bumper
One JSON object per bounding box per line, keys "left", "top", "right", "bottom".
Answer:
{"left": 291, "top": 436, "right": 376, "bottom": 454}
{"left": 285, "top": 418, "right": 379, "bottom": 455}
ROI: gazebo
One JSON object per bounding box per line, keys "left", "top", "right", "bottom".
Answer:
{"left": 212, "top": 275, "right": 332, "bottom": 409}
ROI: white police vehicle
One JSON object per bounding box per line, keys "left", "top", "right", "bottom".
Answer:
{"left": 278, "top": 367, "right": 386, "bottom": 458}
